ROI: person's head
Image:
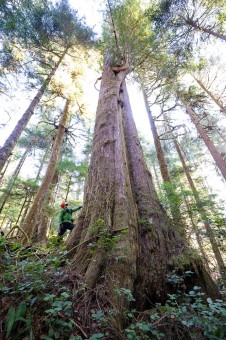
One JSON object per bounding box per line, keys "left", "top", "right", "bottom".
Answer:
{"left": 60, "top": 202, "right": 68, "bottom": 208}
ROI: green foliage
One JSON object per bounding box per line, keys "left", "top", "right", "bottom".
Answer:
{"left": 90, "top": 218, "right": 122, "bottom": 250}
{"left": 1, "top": 242, "right": 226, "bottom": 339}
{"left": 139, "top": 218, "right": 153, "bottom": 234}
{"left": 89, "top": 334, "right": 105, "bottom": 340}
{"left": 123, "top": 273, "right": 226, "bottom": 339}
{"left": 0, "top": 0, "right": 94, "bottom": 49}
{"left": 125, "top": 322, "right": 165, "bottom": 339}
{"left": 102, "top": 0, "right": 154, "bottom": 67}
{"left": 0, "top": 242, "right": 74, "bottom": 338}
{"left": 114, "top": 288, "right": 136, "bottom": 302}
{"left": 163, "top": 286, "right": 226, "bottom": 339}
{"left": 44, "top": 291, "right": 73, "bottom": 338}
{"left": 6, "top": 302, "right": 32, "bottom": 339}
{"left": 91, "top": 310, "right": 108, "bottom": 325}
{"left": 171, "top": 250, "right": 200, "bottom": 270}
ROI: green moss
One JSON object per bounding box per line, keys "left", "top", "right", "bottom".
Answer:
{"left": 139, "top": 219, "right": 154, "bottom": 235}
{"left": 171, "top": 249, "right": 200, "bottom": 270}
{"left": 90, "top": 219, "right": 126, "bottom": 250}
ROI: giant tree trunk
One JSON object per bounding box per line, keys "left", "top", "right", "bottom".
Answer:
{"left": 66, "top": 63, "right": 140, "bottom": 314}
{"left": 21, "top": 99, "right": 70, "bottom": 244}
{"left": 192, "top": 75, "right": 226, "bottom": 114}
{"left": 185, "top": 19, "right": 226, "bottom": 42}
{"left": 66, "top": 64, "right": 217, "bottom": 320}
{"left": 186, "top": 105, "right": 226, "bottom": 181}
{"left": 121, "top": 82, "right": 217, "bottom": 306}
{"left": 173, "top": 137, "right": 226, "bottom": 283}
{"left": 0, "top": 48, "right": 68, "bottom": 173}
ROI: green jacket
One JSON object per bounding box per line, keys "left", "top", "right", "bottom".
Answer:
{"left": 59, "top": 206, "right": 82, "bottom": 224}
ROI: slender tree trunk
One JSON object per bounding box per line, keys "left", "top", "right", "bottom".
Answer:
{"left": 37, "top": 171, "right": 59, "bottom": 244}
{"left": 0, "top": 211, "right": 7, "bottom": 229}
{"left": 142, "top": 87, "right": 170, "bottom": 182}
{"left": 186, "top": 105, "right": 226, "bottom": 181}
{"left": 142, "top": 87, "right": 184, "bottom": 230}
{"left": 173, "top": 137, "right": 226, "bottom": 283}
{"left": 183, "top": 194, "right": 211, "bottom": 273}
{"left": 0, "top": 48, "right": 68, "bottom": 173}
{"left": 152, "top": 162, "right": 162, "bottom": 192}
{"left": 17, "top": 153, "right": 47, "bottom": 228}
{"left": 75, "top": 177, "right": 84, "bottom": 200}
{"left": 0, "top": 157, "right": 11, "bottom": 186}
{"left": 0, "top": 147, "right": 30, "bottom": 214}
{"left": 35, "top": 147, "right": 49, "bottom": 181}
{"left": 186, "top": 19, "right": 226, "bottom": 42}
{"left": 19, "top": 195, "right": 34, "bottom": 227}
{"left": 15, "top": 195, "right": 28, "bottom": 226}
{"left": 192, "top": 75, "right": 226, "bottom": 114}
{"left": 21, "top": 99, "right": 70, "bottom": 244}
{"left": 65, "top": 174, "right": 72, "bottom": 201}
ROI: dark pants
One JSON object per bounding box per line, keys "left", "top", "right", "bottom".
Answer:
{"left": 58, "top": 222, "right": 75, "bottom": 237}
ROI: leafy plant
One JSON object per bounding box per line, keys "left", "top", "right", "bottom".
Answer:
{"left": 6, "top": 302, "right": 32, "bottom": 339}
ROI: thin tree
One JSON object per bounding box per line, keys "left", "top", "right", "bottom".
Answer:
{"left": 21, "top": 99, "right": 70, "bottom": 243}
{"left": 0, "top": 0, "right": 94, "bottom": 173}
{"left": 0, "top": 50, "right": 67, "bottom": 174}
{"left": 192, "top": 75, "right": 226, "bottom": 114}
{"left": 151, "top": 0, "right": 226, "bottom": 44}
{"left": 185, "top": 104, "right": 226, "bottom": 181}
{"left": 173, "top": 137, "right": 226, "bottom": 283}
{"left": 142, "top": 86, "right": 184, "bottom": 231}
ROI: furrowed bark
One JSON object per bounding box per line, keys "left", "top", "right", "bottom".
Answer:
{"left": 66, "top": 62, "right": 139, "bottom": 313}
{"left": 121, "top": 81, "right": 218, "bottom": 305}
{"left": 65, "top": 64, "right": 218, "bottom": 320}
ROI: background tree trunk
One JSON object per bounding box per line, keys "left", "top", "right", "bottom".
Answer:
{"left": 186, "top": 105, "right": 226, "bottom": 181}
{"left": 186, "top": 19, "right": 226, "bottom": 42}
{"left": 183, "top": 195, "right": 212, "bottom": 273}
{"left": 173, "top": 137, "right": 226, "bottom": 283}
{"left": 192, "top": 75, "right": 226, "bottom": 114}
{"left": 0, "top": 48, "right": 68, "bottom": 173}
{"left": 21, "top": 99, "right": 70, "bottom": 244}
{"left": 37, "top": 171, "right": 59, "bottom": 244}
{"left": 142, "top": 87, "right": 184, "bottom": 231}
{"left": 0, "top": 157, "right": 11, "bottom": 186}
{"left": 0, "top": 147, "right": 30, "bottom": 214}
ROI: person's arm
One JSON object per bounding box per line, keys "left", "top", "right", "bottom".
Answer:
{"left": 71, "top": 206, "right": 83, "bottom": 213}
{"left": 59, "top": 210, "right": 64, "bottom": 224}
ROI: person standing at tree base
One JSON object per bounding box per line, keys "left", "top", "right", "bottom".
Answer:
{"left": 58, "top": 202, "right": 82, "bottom": 238}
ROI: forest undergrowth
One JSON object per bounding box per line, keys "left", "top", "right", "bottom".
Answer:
{"left": 0, "top": 236, "right": 225, "bottom": 340}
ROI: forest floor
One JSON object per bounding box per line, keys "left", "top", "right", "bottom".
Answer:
{"left": 0, "top": 236, "right": 226, "bottom": 340}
